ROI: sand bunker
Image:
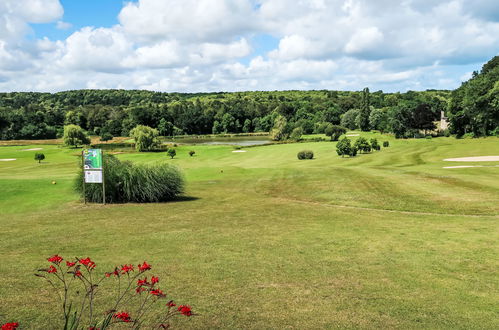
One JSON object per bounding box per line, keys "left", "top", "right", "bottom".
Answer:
{"left": 0, "top": 159, "right": 16, "bottom": 161}
{"left": 21, "top": 148, "right": 43, "bottom": 151}
{"left": 443, "top": 156, "right": 499, "bottom": 162}
{"left": 443, "top": 165, "right": 499, "bottom": 169}
{"left": 232, "top": 150, "right": 247, "bottom": 153}
{"left": 346, "top": 134, "right": 360, "bottom": 137}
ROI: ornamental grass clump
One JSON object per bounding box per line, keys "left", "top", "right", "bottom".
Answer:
{"left": 28, "top": 255, "right": 195, "bottom": 329}
{"left": 297, "top": 150, "right": 314, "bottom": 160}
{"left": 75, "top": 154, "right": 184, "bottom": 203}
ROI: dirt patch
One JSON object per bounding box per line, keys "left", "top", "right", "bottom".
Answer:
{"left": 0, "top": 159, "right": 16, "bottom": 161}
{"left": 21, "top": 148, "right": 43, "bottom": 151}
{"left": 444, "top": 156, "right": 499, "bottom": 162}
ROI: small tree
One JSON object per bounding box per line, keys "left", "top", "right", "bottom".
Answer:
{"left": 63, "top": 125, "right": 90, "bottom": 148}
{"left": 130, "top": 125, "right": 161, "bottom": 152}
{"left": 270, "top": 114, "right": 289, "bottom": 141}
{"left": 290, "top": 127, "right": 303, "bottom": 141}
{"left": 354, "top": 137, "right": 371, "bottom": 153}
{"left": 349, "top": 146, "right": 358, "bottom": 157}
{"left": 370, "top": 138, "right": 380, "bottom": 151}
{"left": 324, "top": 125, "right": 347, "bottom": 141}
{"left": 383, "top": 141, "right": 390, "bottom": 147}
{"left": 34, "top": 153, "right": 45, "bottom": 163}
{"left": 188, "top": 150, "right": 195, "bottom": 157}
{"left": 167, "top": 148, "right": 176, "bottom": 159}
{"left": 336, "top": 137, "right": 351, "bottom": 157}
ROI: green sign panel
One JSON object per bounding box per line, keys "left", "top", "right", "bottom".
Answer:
{"left": 83, "top": 149, "right": 102, "bottom": 170}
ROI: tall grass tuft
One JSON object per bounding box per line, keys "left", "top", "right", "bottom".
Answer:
{"left": 75, "top": 154, "right": 184, "bottom": 203}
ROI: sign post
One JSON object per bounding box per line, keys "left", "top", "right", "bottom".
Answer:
{"left": 82, "top": 149, "right": 105, "bottom": 204}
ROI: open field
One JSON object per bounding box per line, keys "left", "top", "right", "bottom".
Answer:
{"left": 0, "top": 132, "right": 498, "bottom": 329}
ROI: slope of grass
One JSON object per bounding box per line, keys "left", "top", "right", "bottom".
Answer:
{"left": 0, "top": 134, "right": 498, "bottom": 329}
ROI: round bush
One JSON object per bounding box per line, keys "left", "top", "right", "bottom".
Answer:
{"left": 297, "top": 150, "right": 314, "bottom": 160}
{"left": 383, "top": 141, "right": 390, "bottom": 147}
{"left": 75, "top": 154, "right": 184, "bottom": 203}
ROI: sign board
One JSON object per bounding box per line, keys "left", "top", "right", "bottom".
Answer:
{"left": 83, "top": 149, "right": 102, "bottom": 169}
{"left": 85, "top": 170, "right": 102, "bottom": 183}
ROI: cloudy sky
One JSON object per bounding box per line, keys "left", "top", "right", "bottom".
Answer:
{"left": 0, "top": 0, "right": 498, "bottom": 93}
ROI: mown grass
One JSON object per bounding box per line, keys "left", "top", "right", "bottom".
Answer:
{"left": 0, "top": 133, "right": 498, "bottom": 329}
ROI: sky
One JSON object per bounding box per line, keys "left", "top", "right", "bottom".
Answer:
{"left": 0, "top": 0, "right": 498, "bottom": 93}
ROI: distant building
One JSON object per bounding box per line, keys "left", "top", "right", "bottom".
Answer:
{"left": 440, "top": 111, "right": 449, "bottom": 131}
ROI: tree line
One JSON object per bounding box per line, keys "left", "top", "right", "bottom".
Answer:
{"left": 0, "top": 56, "right": 497, "bottom": 140}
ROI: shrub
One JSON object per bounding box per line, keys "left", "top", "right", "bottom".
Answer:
{"left": 290, "top": 126, "right": 303, "bottom": 141}
{"left": 336, "top": 137, "right": 351, "bottom": 157}
{"left": 370, "top": 138, "right": 380, "bottom": 151}
{"left": 425, "top": 135, "right": 433, "bottom": 139}
{"left": 63, "top": 124, "right": 90, "bottom": 148}
{"left": 354, "top": 137, "right": 371, "bottom": 153}
{"left": 75, "top": 154, "right": 184, "bottom": 203}
{"left": 383, "top": 141, "right": 389, "bottom": 147}
{"left": 324, "top": 125, "right": 347, "bottom": 141}
{"left": 130, "top": 125, "right": 161, "bottom": 152}
{"left": 33, "top": 255, "right": 194, "bottom": 329}
{"left": 167, "top": 148, "right": 176, "bottom": 159}
{"left": 100, "top": 132, "right": 113, "bottom": 142}
{"left": 34, "top": 153, "right": 45, "bottom": 163}
{"left": 189, "top": 150, "right": 195, "bottom": 157}
{"left": 297, "top": 150, "right": 314, "bottom": 160}
{"left": 349, "top": 146, "right": 358, "bottom": 157}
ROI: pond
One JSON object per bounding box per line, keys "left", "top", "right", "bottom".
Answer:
{"left": 165, "top": 136, "right": 271, "bottom": 146}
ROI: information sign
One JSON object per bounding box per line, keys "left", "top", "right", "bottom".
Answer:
{"left": 84, "top": 170, "right": 103, "bottom": 183}
{"left": 83, "top": 149, "right": 102, "bottom": 169}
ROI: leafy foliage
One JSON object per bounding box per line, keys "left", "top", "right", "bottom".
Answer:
{"left": 324, "top": 125, "right": 347, "bottom": 141}
{"left": 354, "top": 137, "right": 371, "bottom": 153}
{"left": 63, "top": 125, "right": 90, "bottom": 148}
{"left": 167, "top": 148, "right": 176, "bottom": 159}
{"left": 297, "top": 150, "right": 314, "bottom": 160}
{"left": 75, "top": 154, "right": 184, "bottom": 203}
{"left": 34, "top": 153, "right": 45, "bottom": 163}
{"left": 130, "top": 125, "right": 161, "bottom": 152}
{"left": 336, "top": 137, "right": 352, "bottom": 157}
{"left": 289, "top": 126, "right": 303, "bottom": 141}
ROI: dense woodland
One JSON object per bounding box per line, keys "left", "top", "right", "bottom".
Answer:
{"left": 0, "top": 56, "right": 497, "bottom": 140}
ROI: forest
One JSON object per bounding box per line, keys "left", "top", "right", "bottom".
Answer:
{"left": 0, "top": 56, "right": 497, "bottom": 140}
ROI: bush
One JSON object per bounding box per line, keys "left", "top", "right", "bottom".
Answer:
{"left": 354, "top": 137, "right": 371, "bottom": 153}
{"left": 75, "top": 154, "right": 184, "bottom": 203}
{"left": 370, "top": 138, "right": 380, "bottom": 151}
{"left": 189, "top": 150, "right": 195, "bottom": 157}
{"left": 290, "top": 127, "right": 303, "bottom": 141}
{"left": 167, "top": 148, "right": 176, "bottom": 159}
{"left": 130, "top": 125, "right": 161, "bottom": 151}
{"left": 34, "top": 153, "right": 45, "bottom": 163}
{"left": 336, "top": 137, "right": 351, "bottom": 157}
{"left": 100, "top": 132, "right": 113, "bottom": 142}
{"left": 349, "top": 146, "right": 358, "bottom": 157}
{"left": 383, "top": 141, "right": 389, "bottom": 147}
{"left": 324, "top": 125, "right": 347, "bottom": 141}
{"left": 63, "top": 125, "right": 90, "bottom": 148}
{"left": 297, "top": 150, "right": 314, "bottom": 160}
{"left": 425, "top": 135, "right": 433, "bottom": 139}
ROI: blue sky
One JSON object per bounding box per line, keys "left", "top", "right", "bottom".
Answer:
{"left": 0, "top": 0, "right": 498, "bottom": 93}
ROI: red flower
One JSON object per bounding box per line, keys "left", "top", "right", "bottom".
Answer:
{"left": 166, "top": 300, "right": 176, "bottom": 308}
{"left": 138, "top": 261, "right": 151, "bottom": 272}
{"left": 178, "top": 305, "right": 192, "bottom": 316}
{"left": 47, "top": 265, "right": 57, "bottom": 273}
{"left": 137, "top": 277, "right": 149, "bottom": 286}
{"left": 79, "top": 257, "right": 96, "bottom": 269}
{"left": 66, "top": 261, "right": 76, "bottom": 267}
{"left": 74, "top": 270, "right": 82, "bottom": 277}
{"left": 136, "top": 287, "right": 146, "bottom": 294}
{"left": 88, "top": 327, "right": 100, "bottom": 330}
{"left": 1, "top": 322, "right": 19, "bottom": 330}
{"left": 150, "top": 289, "right": 164, "bottom": 296}
{"left": 47, "top": 254, "right": 63, "bottom": 264}
{"left": 121, "top": 264, "right": 134, "bottom": 274}
{"left": 113, "top": 312, "right": 131, "bottom": 323}
{"left": 151, "top": 276, "right": 159, "bottom": 284}
{"left": 105, "top": 269, "right": 119, "bottom": 277}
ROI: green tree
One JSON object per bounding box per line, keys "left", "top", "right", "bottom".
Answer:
{"left": 100, "top": 132, "right": 113, "bottom": 142}
{"left": 340, "top": 109, "right": 359, "bottom": 130}
{"left": 336, "top": 137, "right": 352, "bottom": 157}
{"left": 354, "top": 137, "right": 371, "bottom": 153}
{"left": 324, "top": 125, "right": 347, "bottom": 141}
{"left": 34, "top": 153, "right": 45, "bottom": 163}
{"left": 270, "top": 114, "right": 289, "bottom": 141}
{"left": 212, "top": 120, "right": 222, "bottom": 134}
{"left": 357, "top": 87, "right": 371, "bottom": 131}
{"left": 167, "top": 148, "right": 176, "bottom": 159}
{"left": 289, "top": 126, "right": 303, "bottom": 141}
{"left": 242, "top": 119, "right": 252, "bottom": 133}
{"left": 63, "top": 125, "right": 90, "bottom": 148}
{"left": 130, "top": 125, "right": 161, "bottom": 152}
{"left": 369, "top": 108, "right": 389, "bottom": 132}
{"left": 158, "top": 118, "right": 174, "bottom": 136}
{"left": 370, "top": 138, "right": 380, "bottom": 151}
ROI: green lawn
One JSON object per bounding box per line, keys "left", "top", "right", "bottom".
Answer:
{"left": 0, "top": 133, "right": 498, "bottom": 329}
